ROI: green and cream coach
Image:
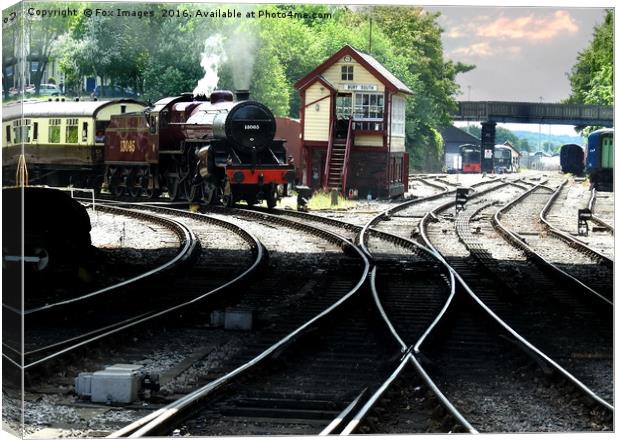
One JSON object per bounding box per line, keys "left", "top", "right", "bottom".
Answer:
{"left": 2, "top": 98, "right": 145, "bottom": 188}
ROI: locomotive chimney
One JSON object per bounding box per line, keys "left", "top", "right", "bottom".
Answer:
{"left": 235, "top": 90, "right": 250, "bottom": 101}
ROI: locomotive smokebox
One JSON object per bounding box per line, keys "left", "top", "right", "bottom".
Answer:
{"left": 235, "top": 90, "right": 250, "bottom": 101}
{"left": 212, "top": 100, "right": 276, "bottom": 153}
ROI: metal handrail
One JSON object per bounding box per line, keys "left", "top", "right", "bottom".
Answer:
{"left": 323, "top": 119, "right": 336, "bottom": 189}
{"left": 341, "top": 117, "right": 353, "bottom": 193}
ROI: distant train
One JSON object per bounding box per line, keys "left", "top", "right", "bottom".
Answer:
{"left": 459, "top": 144, "right": 481, "bottom": 173}
{"left": 559, "top": 143, "right": 585, "bottom": 175}
{"left": 493, "top": 145, "right": 518, "bottom": 173}
{"left": 586, "top": 128, "right": 613, "bottom": 190}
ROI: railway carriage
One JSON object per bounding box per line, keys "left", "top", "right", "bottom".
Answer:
{"left": 2, "top": 99, "right": 146, "bottom": 188}
{"left": 493, "top": 145, "right": 518, "bottom": 173}
{"left": 559, "top": 143, "right": 585, "bottom": 175}
{"left": 586, "top": 128, "right": 614, "bottom": 190}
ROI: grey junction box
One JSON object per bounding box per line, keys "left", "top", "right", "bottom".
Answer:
{"left": 75, "top": 364, "right": 143, "bottom": 404}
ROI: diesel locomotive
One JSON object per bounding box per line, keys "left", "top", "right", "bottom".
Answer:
{"left": 459, "top": 144, "right": 481, "bottom": 173}
{"left": 103, "top": 90, "right": 295, "bottom": 207}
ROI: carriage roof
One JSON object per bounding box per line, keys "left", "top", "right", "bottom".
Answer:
{"left": 2, "top": 99, "right": 145, "bottom": 122}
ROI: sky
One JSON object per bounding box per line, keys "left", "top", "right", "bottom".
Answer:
{"left": 424, "top": 5, "right": 610, "bottom": 136}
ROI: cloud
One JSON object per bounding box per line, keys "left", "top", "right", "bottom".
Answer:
{"left": 450, "top": 42, "right": 522, "bottom": 58}
{"left": 477, "top": 11, "right": 578, "bottom": 41}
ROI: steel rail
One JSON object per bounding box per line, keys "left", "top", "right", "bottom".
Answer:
{"left": 418, "top": 182, "right": 614, "bottom": 412}
{"left": 540, "top": 180, "right": 613, "bottom": 265}
{"left": 110, "top": 210, "right": 371, "bottom": 438}
{"left": 494, "top": 184, "right": 613, "bottom": 306}
{"left": 339, "top": 265, "right": 477, "bottom": 434}
{"left": 2, "top": 204, "right": 198, "bottom": 317}
{"left": 588, "top": 188, "right": 614, "bottom": 233}
{"left": 9, "top": 207, "right": 265, "bottom": 370}
{"left": 346, "top": 184, "right": 485, "bottom": 434}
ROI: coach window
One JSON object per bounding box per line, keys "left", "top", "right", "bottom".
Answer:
{"left": 33, "top": 122, "right": 39, "bottom": 141}
{"left": 95, "top": 121, "right": 108, "bottom": 143}
{"left": 66, "top": 119, "right": 79, "bottom": 143}
{"left": 6, "top": 125, "right": 11, "bottom": 144}
{"left": 82, "top": 122, "right": 88, "bottom": 142}
{"left": 49, "top": 119, "right": 61, "bottom": 143}
{"left": 14, "top": 120, "right": 30, "bottom": 143}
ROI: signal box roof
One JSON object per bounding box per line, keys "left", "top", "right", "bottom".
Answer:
{"left": 294, "top": 44, "right": 413, "bottom": 95}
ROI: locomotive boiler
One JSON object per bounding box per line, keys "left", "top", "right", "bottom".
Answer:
{"left": 104, "top": 90, "right": 296, "bottom": 207}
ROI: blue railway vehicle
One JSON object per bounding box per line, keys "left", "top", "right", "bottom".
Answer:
{"left": 586, "top": 128, "right": 613, "bottom": 190}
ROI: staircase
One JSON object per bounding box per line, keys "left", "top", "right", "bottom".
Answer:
{"left": 324, "top": 118, "right": 353, "bottom": 193}
{"left": 326, "top": 142, "right": 346, "bottom": 191}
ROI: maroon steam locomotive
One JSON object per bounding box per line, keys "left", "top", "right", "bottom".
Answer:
{"left": 103, "top": 90, "right": 296, "bottom": 207}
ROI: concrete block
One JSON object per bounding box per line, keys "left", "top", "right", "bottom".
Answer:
{"left": 224, "top": 307, "right": 253, "bottom": 330}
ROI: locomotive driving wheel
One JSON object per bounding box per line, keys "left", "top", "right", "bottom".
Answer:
{"left": 142, "top": 169, "right": 159, "bottom": 199}
{"left": 265, "top": 183, "right": 278, "bottom": 209}
{"left": 201, "top": 182, "right": 217, "bottom": 205}
{"left": 109, "top": 168, "right": 125, "bottom": 197}
{"left": 220, "top": 180, "right": 234, "bottom": 207}
{"left": 166, "top": 162, "right": 181, "bottom": 201}
{"left": 127, "top": 170, "right": 143, "bottom": 198}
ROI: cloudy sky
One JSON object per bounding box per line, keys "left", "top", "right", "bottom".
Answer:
{"left": 426, "top": 6, "right": 608, "bottom": 103}
{"left": 420, "top": 5, "right": 610, "bottom": 136}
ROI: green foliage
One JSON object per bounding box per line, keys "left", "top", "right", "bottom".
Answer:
{"left": 26, "top": 4, "right": 473, "bottom": 172}
{"left": 567, "top": 10, "right": 613, "bottom": 106}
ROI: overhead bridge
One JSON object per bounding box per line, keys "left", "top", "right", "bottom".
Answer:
{"left": 453, "top": 101, "right": 613, "bottom": 126}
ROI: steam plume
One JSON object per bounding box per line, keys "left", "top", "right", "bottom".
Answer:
{"left": 193, "top": 35, "right": 226, "bottom": 96}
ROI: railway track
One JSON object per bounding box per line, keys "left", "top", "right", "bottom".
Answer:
{"left": 416, "top": 291, "right": 611, "bottom": 432}
{"left": 420, "top": 181, "right": 613, "bottom": 411}
{"left": 543, "top": 181, "right": 614, "bottom": 260}
{"left": 143, "top": 295, "right": 401, "bottom": 437}
{"left": 497, "top": 183, "right": 613, "bottom": 302}
{"left": 589, "top": 188, "right": 614, "bottom": 231}
{"left": 4, "top": 203, "right": 263, "bottom": 373}
{"left": 109, "top": 204, "right": 371, "bottom": 437}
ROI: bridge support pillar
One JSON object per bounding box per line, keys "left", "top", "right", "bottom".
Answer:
{"left": 480, "top": 121, "right": 496, "bottom": 173}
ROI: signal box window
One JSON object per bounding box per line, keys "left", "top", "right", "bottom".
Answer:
{"left": 341, "top": 65, "right": 353, "bottom": 81}
{"left": 48, "top": 119, "right": 61, "bottom": 143}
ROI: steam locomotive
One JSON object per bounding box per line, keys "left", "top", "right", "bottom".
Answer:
{"left": 104, "top": 90, "right": 296, "bottom": 207}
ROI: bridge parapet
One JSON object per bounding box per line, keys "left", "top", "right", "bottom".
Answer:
{"left": 454, "top": 101, "right": 613, "bottom": 126}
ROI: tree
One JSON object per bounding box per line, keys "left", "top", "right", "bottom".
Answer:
{"left": 518, "top": 138, "right": 531, "bottom": 153}
{"left": 370, "top": 6, "right": 475, "bottom": 172}
{"left": 24, "top": 2, "right": 68, "bottom": 93}
{"left": 567, "top": 10, "right": 613, "bottom": 106}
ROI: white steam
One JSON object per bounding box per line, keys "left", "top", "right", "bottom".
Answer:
{"left": 193, "top": 35, "right": 226, "bottom": 96}
{"left": 224, "top": 28, "right": 258, "bottom": 90}
{"left": 193, "top": 24, "right": 259, "bottom": 96}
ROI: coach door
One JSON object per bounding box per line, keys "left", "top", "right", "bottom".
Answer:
{"left": 601, "top": 135, "right": 614, "bottom": 169}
